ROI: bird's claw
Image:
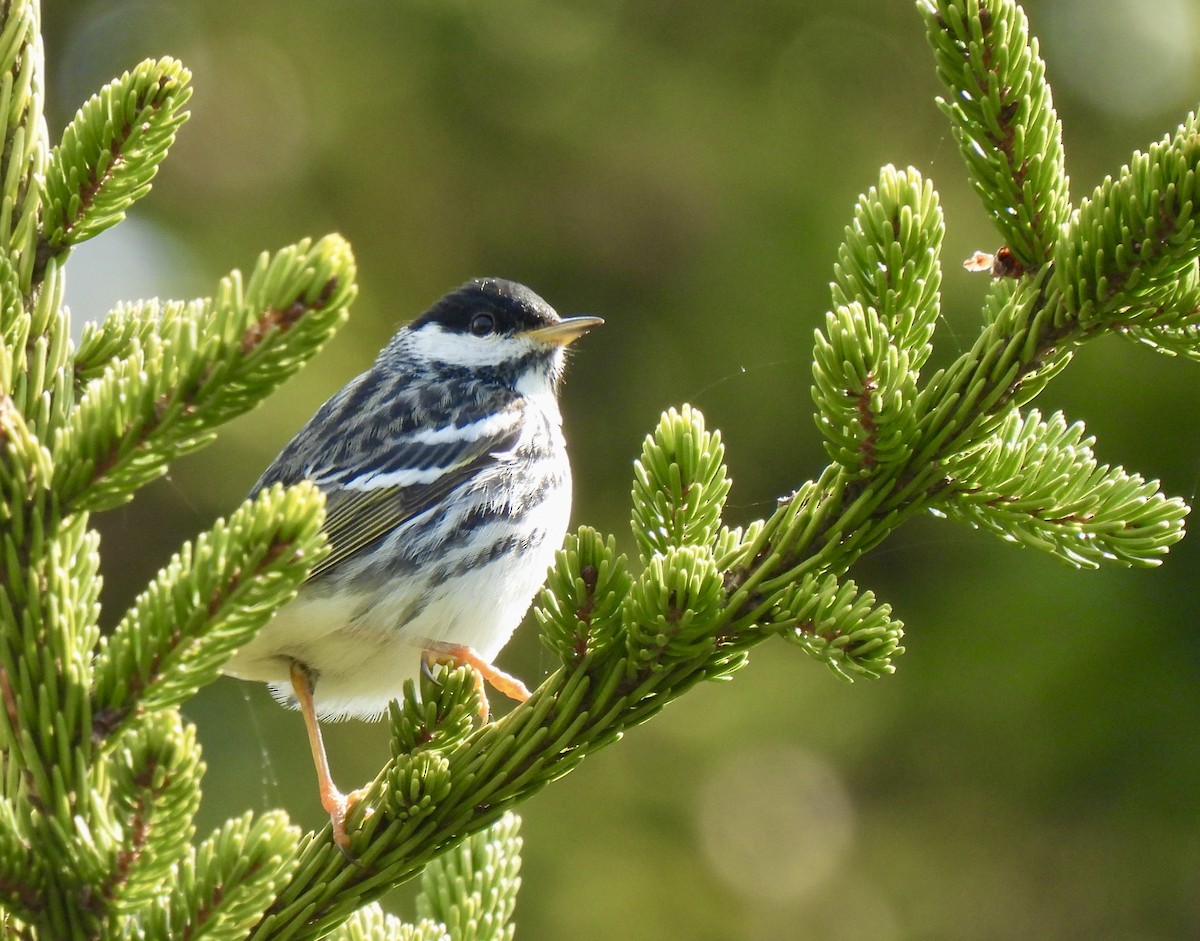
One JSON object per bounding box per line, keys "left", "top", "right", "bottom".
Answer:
{"left": 325, "top": 785, "right": 373, "bottom": 860}
{"left": 421, "top": 643, "right": 531, "bottom": 725}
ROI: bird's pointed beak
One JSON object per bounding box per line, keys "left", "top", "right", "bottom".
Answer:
{"left": 521, "top": 315, "right": 604, "bottom": 347}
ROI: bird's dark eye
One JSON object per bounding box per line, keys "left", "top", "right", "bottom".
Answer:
{"left": 469, "top": 312, "right": 496, "bottom": 336}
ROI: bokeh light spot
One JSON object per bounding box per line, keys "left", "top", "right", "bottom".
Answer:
{"left": 696, "top": 744, "right": 855, "bottom": 903}
{"left": 1041, "top": 0, "right": 1198, "bottom": 118}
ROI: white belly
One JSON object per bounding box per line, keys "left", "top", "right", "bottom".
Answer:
{"left": 222, "top": 477, "right": 570, "bottom": 720}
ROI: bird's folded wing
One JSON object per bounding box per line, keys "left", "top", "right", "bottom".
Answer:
{"left": 306, "top": 411, "right": 524, "bottom": 581}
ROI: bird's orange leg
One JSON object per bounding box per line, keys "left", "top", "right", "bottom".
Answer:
{"left": 422, "top": 642, "right": 532, "bottom": 723}
{"left": 290, "top": 661, "right": 364, "bottom": 853}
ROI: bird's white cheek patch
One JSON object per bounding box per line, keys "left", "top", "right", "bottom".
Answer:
{"left": 408, "top": 324, "right": 537, "bottom": 369}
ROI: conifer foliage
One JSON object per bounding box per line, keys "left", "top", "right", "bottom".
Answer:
{"left": 1, "top": 0, "right": 1197, "bottom": 937}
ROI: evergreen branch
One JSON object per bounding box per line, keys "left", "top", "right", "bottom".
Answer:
{"left": 0, "top": 515, "right": 102, "bottom": 937}
{"left": 812, "top": 300, "right": 918, "bottom": 474}
{"left": 100, "top": 713, "right": 203, "bottom": 921}
{"left": 0, "top": 788, "right": 42, "bottom": 924}
{"left": 72, "top": 298, "right": 181, "bottom": 387}
{"left": 415, "top": 812, "right": 521, "bottom": 941}
{"left": 389, "top": 668, "right": 479, "bottom": 759}
{"left": 0, "top": 512, "right": 99, "bottom": 808}
{"left": 0, "top": 391, "right": 51, "bottom": 504}
{"left": 751, "top": 281, "right": 1076, "bottom": 604}
{"left": 774, "top": 573, "right": 906, "bottom": 681}
{"left": 91, "top": 483, "right": 327, "bottom": 742}
{"left": 1113, "top": 259, "right": 1200, "bottom": 358}
{"left": 0, "top": 0, "right": 66, "bottom": 461}
{"left": 39, "top": 57, "right": 191, "bottom": 270}
{"left": 0, "top": 254, "right": 23, "bottom": 387}
{"left": 812, "top": 164, "right": 942, "bottom": 478}
{"left": 248, "top": 652, "right": 699, "bottom": 939}
{"left": 729, "top": 277, "right": 1080, "bottom": 622}
{"left": 920, "top": 0, "right": 1069, "bottom": 268}
{"left": 828, "top": 265, "right": 1067, "bottom": 534}
{"left": 624, "top": 545, "right": 725, "bottom": 666}
{"left": 52, "top": 235, "right": 356, "bottom": 513}
{"left": 242, "top": 416, "right": 878, "bottom": 938}
{"left": 54, "top": 307, "right": 210, "bottom": 506}
{"left": 146, "top": 811, "right": 301, "bottom": 941}
{"left": 1120, "top": 321, "right": 1200, "bottom": 362}
{"left": 939, "top": 409, "right": 1188, "bottom": 567}
{"left": 1053, "top": 115, "right": 1200, "bottom": 327}
{"left": 332, "top": 905, "right": 444, "bottom": 941}
{"left": 630, "top": 404, "right": 729, "bottom": 559}
{"left": 250, "top": 554, "right": 765, "bottom": 939}
{"left": 534, "top": 527, "right": 631, "bottom": 664}
{"left": 187, "top": 233, "right": 1200, "bottom": 941}
{"left": 0, "top": 0, "right": 49, "bottom": 293}
{"left": 831, "top": 164, "right": 943, "bottom": 370}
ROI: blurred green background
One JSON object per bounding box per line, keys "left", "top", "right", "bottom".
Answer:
{"left": 44, "top": 1, "right": 1200, "bottom": 938}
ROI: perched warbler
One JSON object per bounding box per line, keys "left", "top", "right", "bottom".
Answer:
{"left": 222, "top": 278, "right": 601, "bottom": 849}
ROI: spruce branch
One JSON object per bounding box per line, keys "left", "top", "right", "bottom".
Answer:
{"left": 815, "top": 166, "right": 943, "bottom": 477}
{"left": 0, "top": 0, "right": 49, "bottom": 296}
{"left": 91, "top": 482, "right": 327, "bottom": 743}
{"left": 0, "top": 511, "right": 99, "bottom": 810}
{"left": 248, "top": 643, "right": 718, "bottom": 939}
{"left": 253, "top": 65, "right": 1200, "bottom": 932}
{"left": 938, "top": 409, "right": 1186, "bottom": 567}
{"left": 624, "top": 545, "right": 725, "bottom": 666}
{"left": 813, "top": 300, "right": 919, "bottom": 474}
{"left": 630, "top": 403, "right": 730, "bottom": 558}
{"left": 0, "top": 3, "right": 360, "bottom": 938}
{"left": 774, "top": 573, "right": 905, "bottom": 681}
{"left": 831, "top": 164, "right": 943, "bottom": 369}
{"left": 40, "top": 57, "right": 192, "bottom": 269}
{"left": 333, "top": 905, "right": 443, "bottom": 941}
{"left": 535, "top": 526, "right": 631, "bottom": 664}
{"left": 1115, "top": 262, "right": 1200, "bottom": 359}
{"left": 145, "top": 811, "right": 302, "bottom": 941}
{"left": 921, "top": 0, "right": 1069, "bottom": 268}
{"left": 1053, "top": 114, "right": 1200, "bottom": 327}
{"left": 414, "top": 812, "right": 521, "bottom": 941}
{"left": 101, "top": 712, "right": 204, "bottom": 921}
{"left": 53, "top": 235, "right": 356, "bottom": 513}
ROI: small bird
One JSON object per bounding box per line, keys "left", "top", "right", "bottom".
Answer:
{"left": 222, "top": 278, "right": 601, "bottom": 849}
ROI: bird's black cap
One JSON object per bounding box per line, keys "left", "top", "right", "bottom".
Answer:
{"left": 410, "top": 278, "right": 560, "bottom": 336}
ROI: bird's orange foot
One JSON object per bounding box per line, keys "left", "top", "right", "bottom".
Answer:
{"left": 423, "top": 643, "right": 532, "bottom": 724}
{"left": 322, "top": 784, "right": 372, "bottom": 854}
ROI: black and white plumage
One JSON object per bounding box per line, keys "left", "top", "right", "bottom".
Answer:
{"left": 222, "top": 278, "right": 601, "bottom": 727}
